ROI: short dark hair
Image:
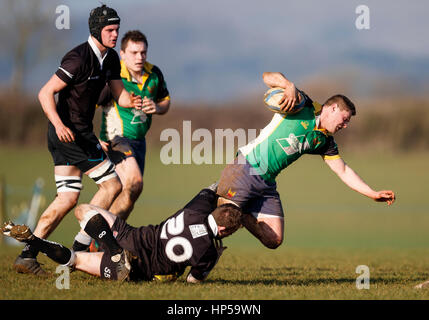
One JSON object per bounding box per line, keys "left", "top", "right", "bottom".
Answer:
{"left": 211, "top": 204, "right": 242, "bottom": 238}
{"left": 323, "top": 94, "right": 356, "bottom": 116}
{"left": 121, "top": 30, "right": 148, "bottom": 51}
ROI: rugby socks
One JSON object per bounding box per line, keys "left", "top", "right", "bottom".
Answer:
{"left": 20, "top": 244, "right": 39, "bottom": 259}
{"left": 82, "top": 214, "right": 122, "bottom": 256}
{"left": 72, "top": 231, "right": 92, "bottom": 252}
{"left": 71, "top": 240, "right": 89, "bottom": 252}
{"left": 22, "top": 236, "right": 72, "bottom": 265}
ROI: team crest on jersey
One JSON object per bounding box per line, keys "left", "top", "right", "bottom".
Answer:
{"left": 276, "top": 133, "right": 310, "bottom": 156}
{"left": 131, "top": 109, "right": 147, "bottom": 124}
{"left": 227, "top": 188, "right": 236, "bottom": 198}
{"left": 147, "top": 85, "right": 154, "bottom": 94}
{"left": 189, "top": 224, "right": 208, "bottom": 239}
{"left": 301, "top": 121, "right": 309, "bottom": 129}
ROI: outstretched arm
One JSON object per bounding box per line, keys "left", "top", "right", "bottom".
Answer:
{"left": 109, "top": 79, "right": 143, "bottom": 109}
{"left": 324, "top": 157, "right": 396, "bottom": 205}
{"left": 262, "top": 72, "right": 301, "bottom": 112}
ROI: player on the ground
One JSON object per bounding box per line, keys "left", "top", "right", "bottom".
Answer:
{"left": 13, "top": 5, "right": 143, "bottom": 276}
{"left": 2, "top": 186, "right": 242, "bottom": 283}
{"left": 217, "top": 72, "right": 396, "bottom": 249}
{"left": 98, "top": 30, "right": 170, "bottom": 220}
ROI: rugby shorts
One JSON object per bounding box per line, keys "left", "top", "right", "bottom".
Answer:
{"left": 106, "top": 135, "right": 146, "bottom": 175}
{"left": 47, "top": 123, "right": 106, "bottom": 173}
{"left": 217, "top": 152, "right": 284, "bottom": 218}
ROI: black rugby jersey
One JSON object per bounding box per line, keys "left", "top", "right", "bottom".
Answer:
{"left": 130, "top": 189, "right": 224, "bottom": 281}
{"left": 55, "top": 38, "right": 121, "bottom": 133}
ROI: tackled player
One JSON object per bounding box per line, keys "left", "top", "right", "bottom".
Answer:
{"left": 216, "top": 72, "right": 396, "bottom": 249}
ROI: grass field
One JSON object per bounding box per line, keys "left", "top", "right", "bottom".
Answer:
{"left": 1, "top": 146, "right": 429, "bottom": 300}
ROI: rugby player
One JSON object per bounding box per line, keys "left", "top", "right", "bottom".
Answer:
{"left": 13, "top": 5, "right": 143, "bottom": 275}
{"left": 98, "top": 30, "right": 171, "bottom": 220}
{"left": 2, "top": 186, "right": 242, "bottom": 283}
{"left": 217, "top": 72, "right": 396, "bottom": 249}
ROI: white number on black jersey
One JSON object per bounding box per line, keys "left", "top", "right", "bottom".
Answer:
{"left": 160, "top": 212, "right": 193, "bottom": 263}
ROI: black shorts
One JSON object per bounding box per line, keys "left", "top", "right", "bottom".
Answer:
{"left": 106, "top": 136, "right": 146, "bottom": 175}
{"left": 111, "top": 217, "right": 153, "bottom": 281}
{"left": 47, "top": 123, "right": 107, "bottom": 173}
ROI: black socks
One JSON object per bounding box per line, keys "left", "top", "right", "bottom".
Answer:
{"left": 83, "top": 214, "right": 122, "bottom": 256}
{"left": 71, "top": 240, "right": 90, "bottom": 252}
{"left": 21, "top": 237, "right": 71, "bottom": 265}
{"left": 20, "top": 244, "right": 39, "bottom": 259}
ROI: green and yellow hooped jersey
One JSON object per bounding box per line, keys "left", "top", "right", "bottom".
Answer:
{"left": 100, "top": 60, "right": 170, "bottom": 141}
{"left": 239, "top": 91, "right": 340, "bottom": 183}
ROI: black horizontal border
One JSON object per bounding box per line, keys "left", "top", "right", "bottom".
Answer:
{"left": 1, "top": 300, "right": 428, "bottom": 319}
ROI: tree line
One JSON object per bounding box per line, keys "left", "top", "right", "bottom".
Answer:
{"left": 1, "top": 91, "right": 428, "bottom": 153}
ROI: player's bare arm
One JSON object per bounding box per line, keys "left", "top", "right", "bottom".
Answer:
{"left": 324, "top": 157, "right": 396, "bottom": 205}
{"left": 142, "top": 97, "right": 170, "bottom": 115}
{"left": 262, "top": 72, "right": 301, "bottom": 112}
{"left": 38, "top": 74, "right": 75, "bottom": 143}
{"left": 218, "top": 197, "right": 283, "bottom": 249}
{"left": 109, "top": 79, "right": 143, "bottom": 109}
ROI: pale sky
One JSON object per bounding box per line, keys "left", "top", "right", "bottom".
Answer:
{"left": 1, "top": 0, "right": 428, "bottom": 101}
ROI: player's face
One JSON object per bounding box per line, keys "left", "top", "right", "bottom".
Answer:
{"left": 101, "top": 24, "right": 119, "bottom": 48}
{"left": 121, "top": 41, "right": 147, "bottom": 74}
{"left": 324, "top": 104, "right": 352, "bottom": 134}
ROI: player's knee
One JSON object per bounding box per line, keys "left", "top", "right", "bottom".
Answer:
{"left": 111, "top": 178, "right": 122, "bottom": 197}
{"left": 88, "top": 160, "right": 119, "bottom": 194}
{"left": 99, "top": 177, "right": 122, "bottom": 198}
{"left": 74, "top": 204, "right": 91, "bottom": 221}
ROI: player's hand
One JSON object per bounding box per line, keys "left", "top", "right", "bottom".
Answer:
{"left": 130, "top": 92, "right": 143, "bottom": 110}
{"left": 55, "top": 124, "right": 75, "bottom": 143}
{"left": 373, "top": 190, "right": 396, "bottom": 206}
{"left": 98, "top": 139, "right": 109, "bottom": 152}
{"left": 142, "top": 97, "right": 159, "bottom": 114}
{"left": 278, "top": 83, "right": 298, "bottom": 112}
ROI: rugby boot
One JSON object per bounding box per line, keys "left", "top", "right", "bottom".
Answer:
{"left": 111, "top": 249, "right": 131, "bottom": 281}
{"left": 2, "top": 222, "right": 48, "bottom": 276}
{"left": 1, "top": 222, "right": 34, "bottom": 242}
{"left": 13, "top": 256, "right": 47, "bottom": 276}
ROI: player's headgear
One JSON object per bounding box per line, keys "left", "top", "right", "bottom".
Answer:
{"left": 88, "top": 4, "right": 120, "bottom": 46}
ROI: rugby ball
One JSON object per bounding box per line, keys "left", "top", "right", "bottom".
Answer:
{"left": 263, "top": 87, "right": 304, "bottom": 114}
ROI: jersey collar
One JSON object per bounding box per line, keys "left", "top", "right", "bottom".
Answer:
{"left": 314, "top": 115, "right": 331, "bottom": 136}
{"left": 88, "top": 36, "right": 109, "bottom": 69}
{"left": 207, "top": 214, "right": 218, "bottom": 236}
{"left": 120, "top": 60, "right": 154, "bottom": 83}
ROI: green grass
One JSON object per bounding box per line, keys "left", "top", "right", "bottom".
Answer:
{"left": 0, "top": 146, "right": 428, "bottom": 299}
